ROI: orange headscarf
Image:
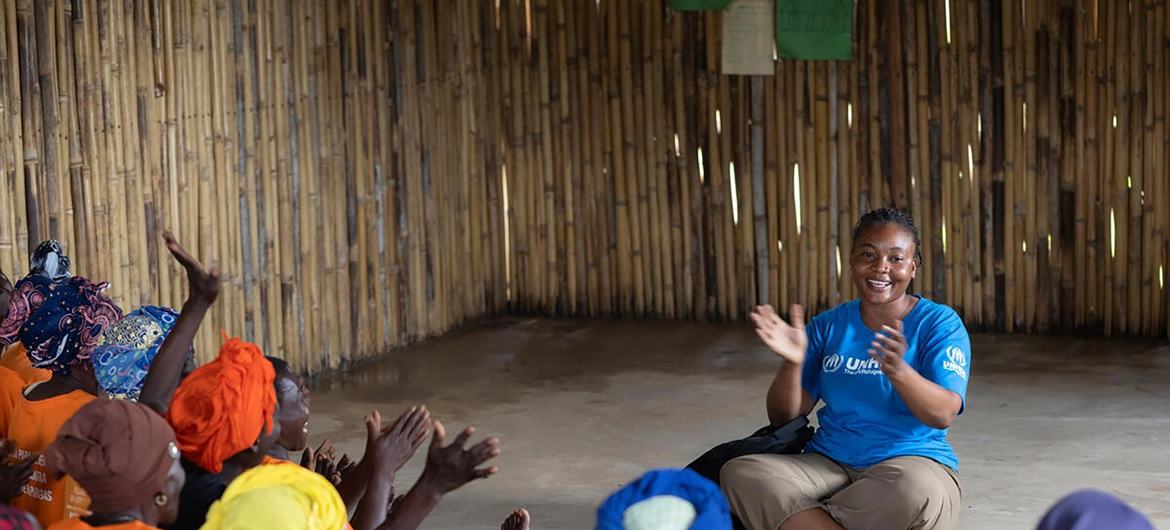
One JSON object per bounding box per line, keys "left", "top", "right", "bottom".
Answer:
{"left": 166, "top": 336, "right": 276, "bottom": 473}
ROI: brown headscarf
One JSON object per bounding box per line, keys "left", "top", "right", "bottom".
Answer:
{"left": 45, "top": 398, "right": 180, "bottom": 512}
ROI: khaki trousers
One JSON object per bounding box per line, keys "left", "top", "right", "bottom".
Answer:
{"left": 720, "top": 453, "right": 962, "bottom": 530}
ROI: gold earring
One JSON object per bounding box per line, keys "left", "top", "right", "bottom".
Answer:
{"left": 154, "top": 493, "right": 168, "bottom": 507}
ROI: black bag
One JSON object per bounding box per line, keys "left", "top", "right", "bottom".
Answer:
{"left": 685, "top": 416, "right": 814, "bottom": 485}
{"left": 686, "top": 416, "right": 815, "bottom": 530}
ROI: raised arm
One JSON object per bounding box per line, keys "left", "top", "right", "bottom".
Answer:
{"left": 351, "top": 407, "right": 431, "bottom": 530}
{"left": 138, "top": 232, "right": 221, "bottom": 414}
{"left": 375, "top": 420, "right": 500, "bottom": 530}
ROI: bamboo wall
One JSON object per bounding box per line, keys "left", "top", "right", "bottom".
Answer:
{"left": 0, "top": 0, "right": 506, "bottom": 372}
{"left": 1, "top": 0, "right": 1168, "bottom": 375}
{"left": 491, "top": 0, "right": 1170, "bottom": 336}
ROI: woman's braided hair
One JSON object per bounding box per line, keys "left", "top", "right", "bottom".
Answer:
{"left": 851, "top": 207, "right": 924, "bottom": 266}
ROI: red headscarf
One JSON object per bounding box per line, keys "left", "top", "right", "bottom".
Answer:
{"left": 166, "top": 337, "right": 276, "bottom": 473}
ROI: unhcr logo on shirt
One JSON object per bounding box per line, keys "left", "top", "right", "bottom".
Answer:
{"left": 823, "top": 353, "right": 883, "bottom": 376}
{"left": 943, "top": 345, "right": 968, "bottom": 380}
{"left": 844, "top": 357, "right": 884, "bottom": 375}
{"left": 823, "top": 353, "right": 844, "bottom": 372}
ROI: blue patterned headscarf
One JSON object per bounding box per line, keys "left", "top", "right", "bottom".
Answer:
{"left": 11, "top": 276, "right": 124, "bottom": 375}
{"left": 92, "top": 305, "right": 185, "bottom": 401}
{"left": 596, "top": 469, "right": 731, "bottom": 530}
{"left": 0, "top": 238, "right": 72, "bottom": 343}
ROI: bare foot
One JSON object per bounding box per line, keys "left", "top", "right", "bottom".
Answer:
{"left": 501, "top": 508, "right": 531, "bottom": 530}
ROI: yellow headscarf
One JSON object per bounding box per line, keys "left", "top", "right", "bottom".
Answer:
{"left": 200, "top": 463, "right": 348, "bottom": 530}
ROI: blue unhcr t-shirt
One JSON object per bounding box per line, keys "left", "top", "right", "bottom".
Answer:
{"left": 802, "top": 296, "right": 971, "bottom": 471}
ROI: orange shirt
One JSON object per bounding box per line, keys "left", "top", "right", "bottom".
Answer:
{"left": 48, "top": 519, "right": 159, "bottom": 530}
{"left": 0, "top": 344, "right": 51, "bottom": 386}
{"left": 0, "top": 365, "right": 23, "bottom": 429}
{"left": 0, "top": 384, "right": 95, "bottom": 528}
{"left": 260, "top": 455, "right": 294, "bottom": 466}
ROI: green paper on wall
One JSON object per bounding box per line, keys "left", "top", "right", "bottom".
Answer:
{"left": 670, "top": 0, "right": 733, "bottom": 11}
{"left": 775, "top": 0, "right": 853, "bottom": 60}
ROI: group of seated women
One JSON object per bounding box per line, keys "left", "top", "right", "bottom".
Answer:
{"left": 0, "top": 208, "right": 1155, "bottom": 530}
{"left": 0, "top": 234, "right": 499, "bottom": 530}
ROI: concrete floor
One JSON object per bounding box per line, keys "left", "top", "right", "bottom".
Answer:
{"left": 308, "top": 318, "right": 1170, "bottom": 529}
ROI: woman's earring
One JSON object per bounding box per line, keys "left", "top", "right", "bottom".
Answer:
{"left": 154, "top": 493, "right": 168, "bottom": 506}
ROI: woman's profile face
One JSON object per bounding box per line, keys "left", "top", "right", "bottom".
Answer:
{"left": 850, "top": 222, "right": 918, "bottom": 306}
{"left": 275, "top": 374, "right": 310, "bottom": 452}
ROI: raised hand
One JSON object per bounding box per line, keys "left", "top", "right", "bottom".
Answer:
{"left": 751, "top": 304, "right": 808, "bottom": 366}
{"left": 306, "top": 440, "right": 343, "bottom": 485}
{"left": 371, "top": 407, "right": 432, "bottom": 478}
{"left": 0, "top": 439, "right": 35, "bottom": 501}
{"left": 163, "top": 231, "right": 220, "bottom": 303}
{"left": 420, "top": 421, "right": 500, "bottom": 494}
{"left": 138, "top": 232, "right": 222, "bottom": 414}
{"left": 869, "top": 320, "right": 911, "bottom": 377}
{"left": 350, "top": 408, "right": 431, "bottom": 530}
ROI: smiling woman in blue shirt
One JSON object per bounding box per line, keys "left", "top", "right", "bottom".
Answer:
{"left": 721, "top": 208, "right": 971, "bottom": 530}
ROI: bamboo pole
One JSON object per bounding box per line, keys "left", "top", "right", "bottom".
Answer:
{"left": 1126, "top": 0, "right": 1143, "bottom": 335}
{"left": 1104, "top": 0, "right": 1120, "bottom": 334}
{"left": 904, "top": 0, "right": 924, "bottom": 297}
{"left": 552, "top": 0, "right": 575, "bottom": 314}
{"left": 763, "top": 72, "right": 779, "bottom": 307}
{"left": 0, "top": 0, "right": 14, "bottom": 273}
{"left": 32, "top": 0, "right": 59, "bottom": 242}
{"left": 777, "top": 58, "right": 790, "bottom": 308}
{"left": 647, "top": 0, "right": 673, "bottom": 317}
{"left": 812, "top": 62, "right": 829, "bottom": 310}
{"left": 751, "top": 73, "right": 767, "bottom": 306}
{"left": 1154, "top": 0, "right": 1167, "bottom": 333}
{"left": 716, "top": 23, "right": 735, "bottom": 319}
{"left": 827, "top": 62, "right": 842, "bottom": 307}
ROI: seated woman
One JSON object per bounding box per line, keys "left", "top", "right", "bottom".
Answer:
{"left": 721, "top": 208, "right": 970, "bottom": 530}
{"left": 263, "top": 357, "right": 405, "bottom": 521}
{"left": 162, "top": 336, "right": 282, "bottom": 530}
{"left": 200, "top": 464, "right": 347, "bottom": 530}
{"left": 263, "top": 357, "right": 369, "bottom": 514}
{"left": 596, "top": 469, "right": 730, "bottom": 530}
{"left": 264, "top": 357, "right": 311, "bottom": 463}
{"left": 0, "top": 241, "right": 73, "bottom": 386}
{"left": 0, "top": 273, "right": 123, "bottom": 524}
{"left": 202, "top": 406, "right": 499, "bottom": 530}
{"left": 42, "top": 399, "right": 184, "bottom": 530}
{"left": 0, "top": 232, "right": 218, "bottom": 527}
